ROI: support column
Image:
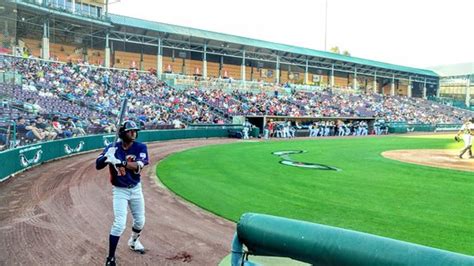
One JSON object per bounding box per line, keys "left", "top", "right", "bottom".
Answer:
{"left": 275, "top": 56, "right": 280, "bottom": 84}
{"left": 105, "top": 0, "right": 109, "bottom": 17}
{"left": 353, "top": 67, "right": 358, "bottom": 90}
{"left": 41, "top": 20, "right": 49, "bottom": 60}
{"left": 140, "top": 43, "right": 144, "bottom": 71}
{"left": 104, "top": 32, "right": 111, "bottom": 68}
{"left": 373, "top": 71, "right": 377, "bottom": 94}
{"left": 423, "top": 78, "right": 427, "bottom": 99}
{"left": 408, "top": 76, "right": 412, "bottom": 97}
{"left": 466, "top": 75, "right": 471, "bottom": 107}
{"left": 72, "top": 0, "right": 76, "bottom": 13}
{"left": 391, "top": 75, "right": 395, "bottom": 96}
{"left": 202, "top": 43, "right": 207, "bottom": 79}
{"left": 241, "top": 50, "right": 246, "bottom": 82}
{"left": 436, "top": 80, "right": 440, "bottom": 98}
{"left": 219, "top": 55, "right": 224, "bottom": 78}
{"left": 157, "top": 38, "right": 163, "bottom": 77}
{"left": 330, "top": 64, "right": 335, "bottom": 88}
{"left": 304, "top": 58, "right": 309, "bottom": 84}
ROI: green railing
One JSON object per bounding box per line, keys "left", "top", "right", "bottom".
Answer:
{"left": 232, "top": 213, "right": 474, "bottom": 266}
{"left": 428, "top": 96, "right": 473, "bottom": 111}
{"left": 0, "top": 71, "right": 22, "bottom": 85}
{"left": 387, "top": 122, "right": 407, "bottom": 133}
{"left": 389, "top": 123, "right": 462, "bottom": 133}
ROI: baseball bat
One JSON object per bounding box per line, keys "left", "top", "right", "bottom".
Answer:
{"left": 113, "top": 97, "right": 129, "bottom": 145}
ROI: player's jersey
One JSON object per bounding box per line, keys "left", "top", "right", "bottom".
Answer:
{"left": 98, "top": 141, "right": 149, "bottom": 188}
{"left": 461, "top": 122, "right": 473, "bottom": 135}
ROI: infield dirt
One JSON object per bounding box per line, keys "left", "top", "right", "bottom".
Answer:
{"left": 382, "top": 149, "right": 473, "bottom": 172}
{"left": 0, "top": 138, "right": 236, "bottom": 265}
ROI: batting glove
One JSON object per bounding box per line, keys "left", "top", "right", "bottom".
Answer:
{"left": 104, "top": 147, "right": 123, "bottom": 171}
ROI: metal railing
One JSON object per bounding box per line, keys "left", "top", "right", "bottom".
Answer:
{"left": 13, "top": 0, "right": 110, "bottom": 22}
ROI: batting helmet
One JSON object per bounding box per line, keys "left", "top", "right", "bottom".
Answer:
{"left": 119, "top": 120, "right": 140, "bottom": 139}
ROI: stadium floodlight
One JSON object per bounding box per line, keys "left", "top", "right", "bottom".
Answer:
{"left": 324, "top": 0, "right": 328, "bottom": 51}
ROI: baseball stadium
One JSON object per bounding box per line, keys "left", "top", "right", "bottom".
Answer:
{"left": 0, "top": 1, "right": 473, "bottom": 265}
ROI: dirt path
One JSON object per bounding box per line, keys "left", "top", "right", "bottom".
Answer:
{"left": 382, "top": 149, "right": 473, "bottom": 172}
{"left": 0, "top": 138, "right": 236, "bottom": 265}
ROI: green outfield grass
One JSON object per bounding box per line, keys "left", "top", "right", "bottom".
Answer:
{"left": 156, "top": 135, "right": 474, "bottom": 255}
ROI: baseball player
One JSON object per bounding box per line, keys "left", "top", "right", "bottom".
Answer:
{"left": 242, "top": 119, "right": 251, "bottom": 140}
{"left": 456, "top": 118, "right": 474, "bottom": 159}
{"left": 96, "top": 120, "right": 149, "bottom": 266}
{"left": 263, "top": 120, "right": 271, "bottom": 140}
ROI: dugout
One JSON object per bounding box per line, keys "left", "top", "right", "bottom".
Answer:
{"left": 246, "top": 115, "right": 376, "bottom": 136}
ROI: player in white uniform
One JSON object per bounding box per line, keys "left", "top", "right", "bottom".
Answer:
{"left": 456, "top": 118, "right": 474, "bottom": 159}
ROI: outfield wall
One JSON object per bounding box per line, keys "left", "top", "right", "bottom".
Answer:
{"left": 0, "top": 128, "right": 232, "bottom": 182}
{"left": 388, "top": 123, "right": 461, "bottom": 133}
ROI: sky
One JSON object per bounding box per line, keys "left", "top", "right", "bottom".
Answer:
{"left": 109, "top": 0, "right": 474, "bottom": 69}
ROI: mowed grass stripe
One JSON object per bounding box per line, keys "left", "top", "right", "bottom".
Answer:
{"left": 157, "top": 136, "right": 473, "bottom": 255}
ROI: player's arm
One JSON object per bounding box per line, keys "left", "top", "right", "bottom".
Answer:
{"left": 125, "top": 145, "right": 149, "bottom": 174}
{"left": 96, "top": 151, "right": 108, "bottom": 170}
{"left": 456, "top": 124, "right": 465, "bottom": 136}
{"left": 96, "top": 145, "right": 113, "bottom": 170}
{"left": 123, "top": 161, "right": 142, "bottom": 173}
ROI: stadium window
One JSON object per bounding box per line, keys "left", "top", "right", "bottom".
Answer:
{"left": 90, "top": 6, "right": 96, "bottom": 17}
{"left": 65, "top": 0, "right": 72, "bottom": 12}
{"left": 57, "top": 0, "right": 66, "bottom": 9}
{"left": 82, "top": 4, "right": 90, "bottom": 16}
{"left": 75, "top": 2, "right": 81, "bottom": 14}
{"left": 49, "top": 0, "right": 57, "bottom": 8}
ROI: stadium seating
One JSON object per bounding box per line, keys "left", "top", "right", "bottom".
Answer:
{"left": 1, "top": 54, "right": 473, "bottom": 150}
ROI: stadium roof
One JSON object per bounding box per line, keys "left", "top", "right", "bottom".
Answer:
{"left": 109, "top": 14, "right": 438, "bottom": 77}
{"left": 429, "top": 63, "right": 474, "bottom": 77}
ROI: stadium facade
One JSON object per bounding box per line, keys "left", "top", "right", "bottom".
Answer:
{"left": 1, "top": 0, "right": 439, "bottom": 97}
{"left": 430, "top": 63, "right": 473, "bottom": 108}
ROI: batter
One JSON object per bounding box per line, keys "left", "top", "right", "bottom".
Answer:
{"left": 96, "top": 120, "right": 149, "bottom": 266}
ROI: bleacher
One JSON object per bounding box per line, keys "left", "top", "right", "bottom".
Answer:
{"left": 1, "top": 53, "right": 473, "bottom": 151}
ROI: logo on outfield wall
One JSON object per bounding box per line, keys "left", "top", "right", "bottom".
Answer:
{"left": 272, "top": 150, "right": 340, "bottom": 171}
{"left": 64, "top": 141, "right": 85, "bottom": 155}
{"left": 19, "top": 145, "right": 43, "bottom": 168}
{"left": 103, "top": 135, "right": 115, "bottom": 147}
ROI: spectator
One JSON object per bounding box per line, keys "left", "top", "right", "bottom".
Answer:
{"left": 16, "top": 116, "right": 42, "bottom": 143}
{"left": 65, "top": 117, "right": 86, "bottom": 136}
{"left": 35, "top": 116, "right": 57, "bottom": 140}
{"left": 52, "top": 116, "right": 73, "bottom": 138}
{"left": 23, "top": 98, "right": 42, "bottom": 114}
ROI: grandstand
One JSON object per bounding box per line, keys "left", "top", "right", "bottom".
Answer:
{"left": 429, "top": 63, "right": 474, "bottom": 110}
{"left": 0, "top": 0, "right": 473, "bottom": 152}
{"left": 1, "top": 2, "right": 474, "bottom": 265}
{"left": 2, "top": 0, "right": 438, "bottom": 95}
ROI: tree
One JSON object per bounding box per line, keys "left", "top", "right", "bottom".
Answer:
{"left": 329, "top": 46, "right": 340, "bottom": 54}
{"left": 329, "top": 46, "right": 351, "bottom": 57}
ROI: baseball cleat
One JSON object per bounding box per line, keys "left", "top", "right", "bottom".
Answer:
{"left": 128, "top": 236, "right": 145, "bottom": 254}
{"left": 105, "top": 256, "right": 116, "bottom": 266}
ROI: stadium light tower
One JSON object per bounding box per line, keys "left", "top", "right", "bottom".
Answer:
{"left": 324, "top": 0, "right": 328, "bottom": 51}
{"left": 105, "top": 0, "right": 121, "bottom": 17}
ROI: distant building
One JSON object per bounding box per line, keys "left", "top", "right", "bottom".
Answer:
{"left": 430, "top": 63, "right": 474, "bottom": 108}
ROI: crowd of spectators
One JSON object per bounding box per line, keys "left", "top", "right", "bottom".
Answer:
{"left": 191, "top": 87, "right": 472, "bottom": 124}
{"left": 1, "top": 54, "right": 473, "bottom": 149}
{"left": 1, "top": 55, "right": 228, "bottom": 128}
